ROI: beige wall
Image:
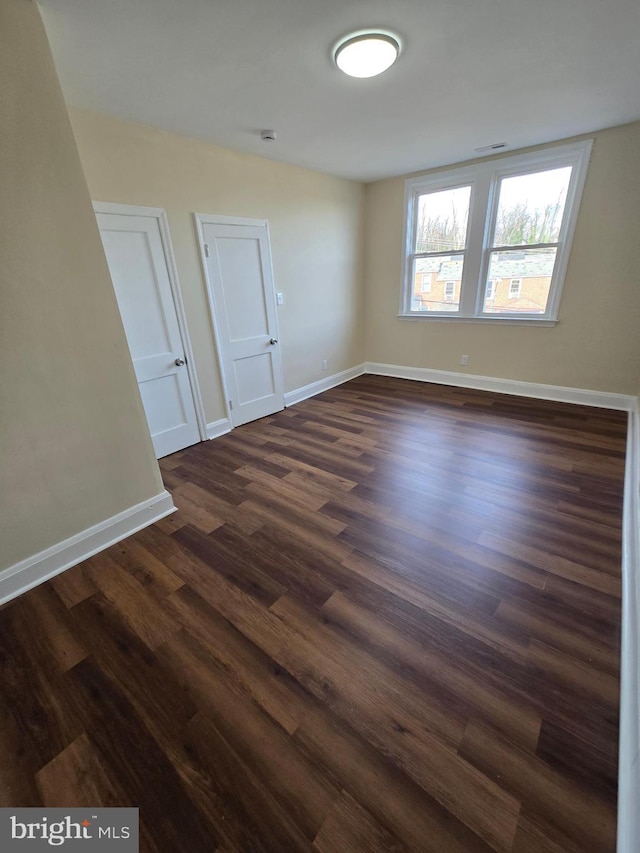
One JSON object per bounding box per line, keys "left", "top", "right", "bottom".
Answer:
{"left": 68, "top": 109, "right": 365, "bottom": 424}
{"left": 0, "top": 0, "right": 163, "bottom": 572}
{"left": 364, "top": 121, "right": 640, "bottom": 394}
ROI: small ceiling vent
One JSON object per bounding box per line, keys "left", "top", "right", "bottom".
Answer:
{"left": 260, "top": 129, "right": 277, "bottom": 142}
{"left": 474, "top": 142, "right": 508, "bottom": 153}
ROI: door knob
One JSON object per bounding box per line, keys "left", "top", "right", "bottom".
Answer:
{"left": 175, "top": 358, "right": 185, "bottom": 366}
{"left": 269, "top": 338, "right": 278, "bottom": 345}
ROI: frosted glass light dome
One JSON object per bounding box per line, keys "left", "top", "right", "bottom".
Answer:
{"left": 334, "top": 33, "right": 400, "bottom": 78}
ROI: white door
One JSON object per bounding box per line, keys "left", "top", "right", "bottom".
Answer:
{"left": 201, "top": 219, "right": 284, "bottom": 427}
{"left": 95, "top": 207, "right": 201, "bottom": 458}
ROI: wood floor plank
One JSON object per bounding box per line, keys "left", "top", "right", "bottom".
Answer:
{"left": 270, "top": 594, "right": 521, "bottom": 853}
{"left": 0, "top": 375, "right": 624, "bottom": 852}
{"left": 313, "top": 790, "right": 407, "bottom": 853}
{"left": 526, "top": 640, "right": 620, "bottom": 708}
{"left": 335, "top": 505, "right": 548, "bottom": 597}
{"left": 17, "top": 584, "right": 88, "bottom": 672}
{"left": 459, "top": 718, "right": 617, "bottom": 852}
{"left": 478, "top": 532, "right": 622, "bottom": 597}
{"left": 171, "top": 524, "right": 287, "bottom": 606}
{"left": 36, "top": 733, "right": 124, "bottom": 807}
{"left": 239, "top": 500, "right": 353, "bottom": 563}
{"left": 0, "top": 602, "right": 85, "bottom": 769}
{"left": 50, "top": 564, "right": 98, "bottom": 608}
{"left": 181, "top": 711, "right": 314, "bottom": 852}
{"left": 173, "top": 480, "right": 265, "bottom": 535}
{"left": 82, "top": 551, "right": 180, "bottom": 650}
{"left": 495, "top": 597, "right": 619, "bottom": 675}
{"left": 242, "top": 482, "right": 348, "bottom": 536}
{"left": 67, "top": 657, "right": 219, "bottom": 853}
{"left": 322, "top": 590, "right": 542, "bottom": 751}
{"left": 157, "top": 629, "right": 341, "bottom": 842}
{"left": 235, "top": 464, "right": 329, "bottom": 510}
{"left": 341, "top": 550, "right": 530, "bottom": 664}
{"left": 69, "top": 591, "right": 200, "bottom": 748}
{"left": 166, "top": 584, "right": 312, "bottom": 735}
{"left": 108, "top": 537, "right": 185, "bottom": 600}
{"left": 228, "top": 523, "right": 347, "bottom": 606}
{"left": 269, "top": 438, "right": 376, "bottom": 479}
{"left": 0, "top": 695, "right": 43, "bottom": 807}
{"left": 294, "top": 706, "right": 495, "bottom": 853}
{"left": 511, "top": 808, "right": 587, "bottom": 853}
{"left": 535, "top": 718, "right": 618, "bottom": 799}
{"left": 169, "top": 486, "right": 226, "bottom": 534}
{"left": 270, "top": 592, "right": 467, "bottom": 747}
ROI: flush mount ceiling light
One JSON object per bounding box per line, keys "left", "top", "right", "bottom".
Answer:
{"left": 334, "top": 32, "right": 400, "bottom": 78}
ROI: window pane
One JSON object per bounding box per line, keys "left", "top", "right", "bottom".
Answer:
{"left": 415, "top": 186, "right": 471, "bottom": 253}
{"left": 412, "top": 255, "right": 462, "bottom": 312}
{"left": 482, "top": 248, "right": 558, "bottom": 314}
{"left": 493, "top": 167, "right": 571, "bottom": 247}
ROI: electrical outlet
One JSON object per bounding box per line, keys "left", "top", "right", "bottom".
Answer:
{"left": 276, "top": 292, "right": 284, "bottom": 305}
{"left": 460, "top": 354, "right": 469, "bottom": 366}
{"left": 322, "top": 359, "right": 328, "bottom": 371}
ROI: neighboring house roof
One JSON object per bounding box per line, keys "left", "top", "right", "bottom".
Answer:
{"left": 417, "top": 251, "right": 556, "bottom": 280}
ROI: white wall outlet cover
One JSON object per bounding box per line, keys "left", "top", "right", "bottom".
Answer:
{"left": 276, "top": 292, "right": 284, "bottom": 305}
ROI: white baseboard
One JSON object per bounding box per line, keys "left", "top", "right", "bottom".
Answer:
{"left": 0, "top": 490, "right": 176, "bottom": 606}
{"left": 284, "top": 364, "right": 366, "bottom": 407}
{"left": 618, "top": 401, "right": 640, "bottom": 853}
{"left": 206, "top": 417, "right": 232, "bottom": 440}
{"left": 365, "top": 362, "right": 637, "bottom": 411}
{"left": 282, "top": 359, "right": 636, "bottom": 412}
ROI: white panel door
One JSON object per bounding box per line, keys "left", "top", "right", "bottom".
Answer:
{"left": 202, "top": 221, "right": 284, "bottom": 427}
{"left": 96, "top": 210, "right": 201, "bottom": 458}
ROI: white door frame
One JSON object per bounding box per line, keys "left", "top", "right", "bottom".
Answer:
{"left": 193, "top": 212, "right": 283, "bottom": 427}
{"left": 94, "top": 201, "right": 207, "bottom": 442}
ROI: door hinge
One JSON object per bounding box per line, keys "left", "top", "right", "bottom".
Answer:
{"left": 204, "top": 243, "right": 210, "bottom": 258}
{"left": 229, "top": 400, "right": 233, "bottom": 410}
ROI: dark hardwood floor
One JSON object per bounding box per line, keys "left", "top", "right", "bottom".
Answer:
{"left": 0, "top": 375, "right": 627, "bottom": 852}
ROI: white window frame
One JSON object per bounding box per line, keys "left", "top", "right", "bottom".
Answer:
{"left": 486, "top": 279, "right": 496, "bottom": 300}
{"left": 400, "top": 140, "right": 592, "bottom": 325}
{"left": 509, "top": 278, "right": 521, "bottom": 298}
{"left": 444, "top": 281, "right": 455, "bottom": 300}
{"left": 420, "top": 273, "right": 431, "bottom": 293}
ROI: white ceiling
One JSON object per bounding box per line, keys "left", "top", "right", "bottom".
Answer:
{"left": 38, "top": 0, "right": 640, "bottom": 182}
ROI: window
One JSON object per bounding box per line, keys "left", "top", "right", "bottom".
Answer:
{"left": 407, "top": 184, "right": 470, "bottom": 313}
{"left": 401, "top": 140, "right": 592, "bottom": 323}
{"left": 420, "top": 273, "right": 431, "bottom": 292}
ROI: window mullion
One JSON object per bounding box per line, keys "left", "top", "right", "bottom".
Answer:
{"left": 458, "top": 171, "right": 491, "bottom": 316}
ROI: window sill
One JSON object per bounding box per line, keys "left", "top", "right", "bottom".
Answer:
{"left": 397, "top": 313, "right": 558, "bottom": 327}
